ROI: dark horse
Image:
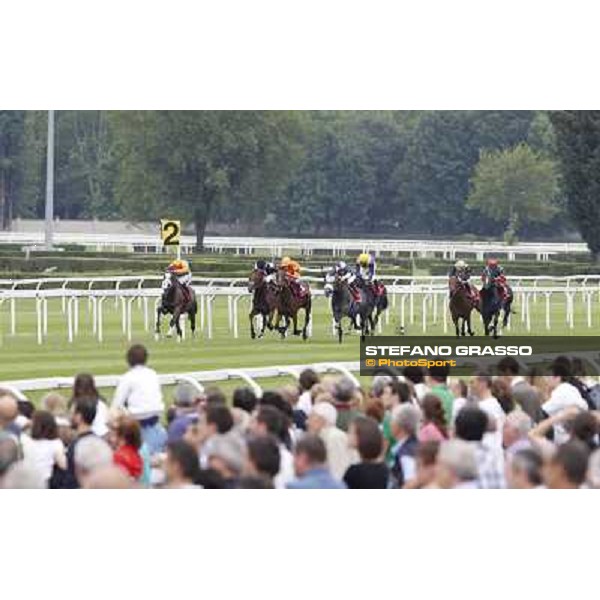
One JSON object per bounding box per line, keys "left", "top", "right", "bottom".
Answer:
{"left": 274, "top": 269, "right": 311, "bottom": 340}
{"left": 247, "top": 269, "right": 279, "bottom": 339}
{"left": 449, "top": 276, "right": 478, "bottom": 337}
{"left": 479, "top": 276, "right": 513, "bottom": 338}
{"left": 325, "top": 272, "right": 375, "bottom": 343}
{"left": 155, "top": 272, "right": 197, "bottom": 340}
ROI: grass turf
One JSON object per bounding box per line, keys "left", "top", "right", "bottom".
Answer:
{"left": 0, "top": 291, "right": 597, "bottom": 385}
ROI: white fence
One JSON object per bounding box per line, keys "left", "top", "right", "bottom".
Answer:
{"left": 1, "top": 280, "right": 600, "bottom": 344}
{"left": 0, "top": 231, "right": 590, "bottom": 260}
{"left": 0, "top": 361, "right": 361, "bottom": 398}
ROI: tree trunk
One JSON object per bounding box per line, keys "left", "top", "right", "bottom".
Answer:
{"left": 194, "top": 196, "right": 213, "bottom": 251}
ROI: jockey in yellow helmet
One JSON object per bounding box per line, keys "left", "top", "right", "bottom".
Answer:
{"left": 356, "top": 251, "right": 376, "bottom": 281}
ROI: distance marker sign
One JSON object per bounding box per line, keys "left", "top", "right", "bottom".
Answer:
{"left": 160, "top": 219, "right": 181, "bottom": 246}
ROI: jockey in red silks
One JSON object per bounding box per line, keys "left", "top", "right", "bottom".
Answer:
{"left": 481, "top": 257, "right": 509, "bottom": 301}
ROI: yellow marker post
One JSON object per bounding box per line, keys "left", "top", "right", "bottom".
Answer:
{"left": 160, "top": 219, "right": 182, "bottom": 260}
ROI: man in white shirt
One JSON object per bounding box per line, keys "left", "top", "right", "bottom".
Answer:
{"left": 469, "top": 371, "right": 505, "bottom": 451}
{"left": 112, "top": 344, "right": 166, "bottom": 454}
{"left": 542, "top": 362, "right": 588, "bottom": 444}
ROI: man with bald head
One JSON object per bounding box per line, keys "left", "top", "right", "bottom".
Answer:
{"left": 0, "top": 389, "right": 19, "bottom": 436}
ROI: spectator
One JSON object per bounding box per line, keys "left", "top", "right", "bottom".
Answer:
{"left": 113, "top": 416, "right": 143, "bottom": 480}
{"left": 167, "top": 383, "right": 200, "bottom": 443}
{"left": 164, "top": 440, "right": 202, "bottom": 488}
{"left": 58, "top": 397, "right": 99, "bottom": 488}
{"left": 198, "top": 404, "right": 234, "bottom": 468}
{"left": 112, "top": 344, "right": 166, "bottom": 455}
{"left": 402, "top": 366, "right": 428, "bottom": 401}
{"left": 245, "top": 435, "right": 280, "bottom": 487}
{"left": 298, "top": 368, "right": 319, "bottom": 416}
{"left": 287, "top": 434, "right": 345, "bottom": 489}
{"left": 28, "top": 410, "right": 67, "bottom": 484}
{"left": 332, "top": 377, "right": 360, "bottom": 432}
{"left": 529, "top": 406, "right": 598, "bottom": 451}
{"left": 0, "top": 390, "right": 20, "bottom": 437}
{"left": 208, "top": 433, "right": 246, "bottom": 488}
{"left": 0, "top": 432, "right": 20, "bottom": 487}
{"left": 469, "top": 371, "right": 505, "bottom": 450}
{"left": 542, "top": 361, "right": 588, "bottom": 443}
{"left": 1, "top": 461, "right": 46, "bottom": 489}
{"left": 455, "top": 406, "right": 505, "bottom": 488}
{"left": 543, "top": 441, "right": 590, "bottom": 489}
{"left": 419, "top": 394, "right": 448, "bottom": 442}
{"left": 587, "top": 449, "right": 600, "bottom": 488}
{"left": 307, "top": 400, "right": 356, "bottom": 480}
{"left": 251, "top": 405, "right": 294, "bottom": 488}
{"left": 497, "top": 357, "right": 543, "bottom": 422}
{"left": 427, "top": 365, "right": 453, "bottom": 424}
{"left": 405, "top": 441, "right": 440, "bottom": 489}
{"left": 85, "top": 465, "right": 136, "bottom": 489}
{"left": 491, "top": 378, "right": 515, "bottom": 415}
{"left": 434, "top": 440, "right": 478, "bottom": 489}
{"left": 232, "top": 387, "right": 258, "bottom": 414}
{"left": 343, "top": 416, "right": 388, "bottom": 489}
{"left": 502, "top": 410, "right": 533, "bottom": 456}
{"left": 41, "top": 392, "right": 72, "bottom": 445}
{"left": 72, "top": 373, "right": 109, "bottom": 437}
{"left": 388, "top": 403, "right": 420, "bottom": 488}
{"left": 450, "top": 379, "right": 470, "bottom": 423}
{"left": 74, "top": 435, "right": 113, "bottom": 488}
{"left": 506, "top": 449, "right": 543, "bottom": 489}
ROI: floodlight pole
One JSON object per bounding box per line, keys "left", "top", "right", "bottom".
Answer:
{"left": 44, "top": 110, "right": 55, "bottom": 249}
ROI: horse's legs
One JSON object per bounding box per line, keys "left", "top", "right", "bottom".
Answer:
{"left": 292, "top": 312, "right": 301, "bottom": 336}
{"left": 249, "top": 309, "right": 256, "bottom": 339}
{"left": 169, "top": 308, "right": 182, "bottom": 338}
{"left": 155, "top": 307, "right": 163, "bottom": 339}
{"left": 189, "top": 308, "right": 196, "bottom": 337}
{"left": 467, "top": 313, "right": 475, "bottom": 336}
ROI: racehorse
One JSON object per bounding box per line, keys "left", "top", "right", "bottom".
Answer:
{"left": 274, "top": 268, "right": 312, "bottom": 340}
{"left": 247, "top": 268, "right": 279, "bottom": 339}
{"left": 155, "top": 272, "right": 197, "bottom": 340}
{"left": 449, "top": 275, "right": 478, "bottom": 337}
{"left": 479, "top": 275, "right": 513, "bottom": 338}
{"left": 325, "top": 272, "right": 375, "bottom": 343}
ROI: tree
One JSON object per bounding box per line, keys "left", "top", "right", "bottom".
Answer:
{"left": 466, "top": 143, "right": 559, "bottom": 243}
{"left": 112, "top": 111, "right": 306, "bottom": 248}
{"left": 549, "top": 111, "right": 600, "bottom": 259}
{"left": 395, "top": 111, "right": 535, "bottom": 236}
{"left": 0, "top": 111, "right": 25, "bottom": 229}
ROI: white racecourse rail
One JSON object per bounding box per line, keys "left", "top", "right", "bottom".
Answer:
{"left": 0, "top": 230, "right": 590, "bottom": 261}
{"left": 2, "top": 274, "right": 600, "bottom": 344}
{"left": 0, "top": 361, "right": 361, "bottom": 398}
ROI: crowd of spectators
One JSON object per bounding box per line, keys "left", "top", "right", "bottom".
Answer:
{"left": 1, "top": 344, "right": 600, "bottom": 489}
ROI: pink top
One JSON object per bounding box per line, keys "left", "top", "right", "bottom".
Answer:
{"left": 419, "top": 422, "right": 446, "bottom": 443}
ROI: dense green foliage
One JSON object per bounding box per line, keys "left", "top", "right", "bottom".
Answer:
{"left": 549, "top": 111, "right": 600, "bottom": 259}
{"left": 0, "top": 110, "right": 586, "bottom": 248}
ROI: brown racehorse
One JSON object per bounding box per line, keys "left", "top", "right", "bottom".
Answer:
{"left": 449, "top": 275, "right": 478, "bottom": 337}
{"left": 274, "top": 268, "right": 312, "bottom": 340}
{"left": 247, "top": 269, "right": 279, "bottom": 339}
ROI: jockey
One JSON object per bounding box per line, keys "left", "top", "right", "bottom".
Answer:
{"left": 255, "top": 259, "right": 276, "bottom": 282}
{"left": 167, "top": 258, "right": 192, "bottom": 287}
{"left": 449, "top": 259, "right": 478, "bottom": 304}
{"left": 356, "top": 251, "right": 376, "bottom": 282}
{"left": 280, "top": 256, "right": 301, "bottom": 279}
{"left": 333, "top": 260, "right": 360, "bottom": 301}
{"left": 482, "top": 257, "right": 509, "bottom": 299}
